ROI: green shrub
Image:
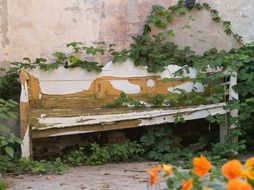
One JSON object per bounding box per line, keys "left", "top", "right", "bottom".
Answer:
{"left": 110, "top": 141, "right": 144, "bottom": 162}
{"left": 87, "top": 143, "right": 110, "bottom": 165}
{"left": 64, "top": 147, "right": 87, "bottom": 166}
{"left": 0, "top": 174, "right": 5, "bottom": 190}
{"left": 140, "top": 126, "right": 181, "bottom": 162}
{"left": 14, "top": 158, "right": 68, "bottom": 175}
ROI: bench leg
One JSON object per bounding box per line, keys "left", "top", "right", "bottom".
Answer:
{"left": 220, "top": 114, "right": 228, "bottom": 143}
{"left": 20, "top": 125, "right": 32, "bottom": 158}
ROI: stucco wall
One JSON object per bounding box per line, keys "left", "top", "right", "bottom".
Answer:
{"left": 0, "top": 0, "right": 254, "bottom": 67}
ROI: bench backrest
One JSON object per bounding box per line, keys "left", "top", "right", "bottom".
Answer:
{"left": 20, "top": 59, "right": 236, "bottom": 110}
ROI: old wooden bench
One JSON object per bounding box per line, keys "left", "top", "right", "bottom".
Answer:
{"left": 19, "top": 59, "right": 238, "bottom": 157}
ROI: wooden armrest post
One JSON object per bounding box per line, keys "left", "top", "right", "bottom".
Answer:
{"left": 20, "top": 69, "right": 32, "bottom": 158}
{"left": 229, "top": 71, "right": 239, "bottom": 128}
{"left": 220, "top": 71, "right": 238, "bottom": 143}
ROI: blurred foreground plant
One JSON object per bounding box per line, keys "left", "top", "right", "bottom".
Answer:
{"left": 148, "top": 155, "right": 254, "bottom": 190}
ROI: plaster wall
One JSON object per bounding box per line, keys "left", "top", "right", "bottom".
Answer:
{"left": 0, "top": 0, "right": 254, "bottom": 67}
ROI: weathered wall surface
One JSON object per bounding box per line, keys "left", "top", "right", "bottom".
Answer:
{"left": 0, "top": 0, "right": 254, "bottom": 67}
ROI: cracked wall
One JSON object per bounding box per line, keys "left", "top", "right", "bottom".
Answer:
{"left": 0, "top": 0, "right": 254, "bottom": 67}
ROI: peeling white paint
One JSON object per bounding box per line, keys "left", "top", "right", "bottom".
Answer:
{"left": 102, "top": 59, "right": 152, "bottom": 77}
{"left": 109, "top": 80, "right": 141, "bottom": 94}
{"left": 35, "top": 103, "right": 226, "bottom": 130}
{"left": 26, "top": 59, "right": 200, "bottom": 95}
{"left": 20, "top": 83, "right": 29, "bottom": 103}
{"left": 39, "top": 93, "right": 42, "bottom": 99}
{"left": 161, "top": 65, "right": 197, "bottom": 79}
{"left": 39, "top": 81, "right": 93, "bottom": 95}
{"left": 21, "top": 127, "right": 30, "bottom": 158}
{"left": 28, "top": 67, "right": 99, "bottom": 81}
{"left": 168, "top": 82, "right": 204, "bottom": 94}
{"left": 147, "top": 79, "right": 155, "bottom": 87}
{"left": 40, "top": 114, "right": 47, "bottom": 118}
{"left": 49, "top": 130, "right": 95, "bottom": 137}
{"left": 139, "top": 106, "right": 226, "bottom": 126}
{"left": 229, "top": 72, "right": 238, "bottom": 129}
{"left": 34, "top": 103, "right": 227, "bottom": 138}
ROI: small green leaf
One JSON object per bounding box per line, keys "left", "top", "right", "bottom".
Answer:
{"left": 0, "top": 124, "right": 10, "bottom": 133}
{"left": 167, "top": 30, "right": 175, "bottom": 37}
{"left": 5, "top": 146, "right": 14, "bottom": 158}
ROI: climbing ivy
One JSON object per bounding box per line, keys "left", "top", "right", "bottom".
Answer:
{"left": 112, "top": 1, "right": 244, "bottom": 73}
{"left": 108, "top": 0, "right": 254, "bottom": 155}
{"left": 11, "top": 1, "right": 243, "bottom": 74}
{"left": 11, "top": 42, "right": 117, "bottom": 73}
{"left": 106, "top": 92, "right": 145, "bottom": 109}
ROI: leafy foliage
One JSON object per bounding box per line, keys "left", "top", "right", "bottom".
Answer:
{"left": 0, "top": 98, "right": 20, "bottom": 162}
{"left": 16, "top": 158, "right": 69, "bottom": 175}
{"left": 0, "top": 176, "right": 5, "bottom": 190}
{"left": 140, "top": 126, "right": 193, "bottom": 167}
{"left": 0, "top": 67, "right": 20, "bottom": 101}
{"left": 109, "top": 141, "right": 144, "bottom": 162}
{"left": 108, "top": 1, "right": 254, "bottom": 161}
{"left": 87, "top": 141, "right": 144, "bottom": 165}
{"left": 112, "top": 1, "right": 243, "bottom": 73}
{"left": 106, "top": 92, "right": 145, "bottom": 109}
{"left": 0, "top": 97, "right": 69, "bottom": 175}
{"left": 64, "top": 147, "right": 87, "bottom": 166}
{"left": 148, "top": 94, "right": 166, "bottom": 106}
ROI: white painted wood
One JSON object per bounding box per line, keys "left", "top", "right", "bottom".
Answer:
{"left": 34, "top": 103, "right": 226, "bottom": 131}
{"left": 220, "top": 115, "right": 228, "bottom": 143}
{"left": 168, "top": 82, "right": 204, "bottom": 93}
{"left": 20, "top": 81, "right": 29, "bottom": 103}
{"left": 39, "top": 80, "right": 93, "bottom": 95}
{"left": 21, "top": 126, "right": 31, "bottom": 158}
{"left": 49, "top": 130, "right": 96, "bottom": 137}
{"left": 109, "top": 80, "right": 141, "bottom": 94}
{"left": 27, "top": 59, "right": 197, "bottom": 95}
{"left": 147, "top": 79, "right": 155, "bottom": 87}
{"left": 28, "top": 67, "right": 99, "bottom": 81}
{"left": 35, "top": 104, "right": 226, "bottom": 137}
{"left": 229, "top": 72, "right": 238, "bottom": 129}
{"left": 139, "top": 106, "right": 226, "bottom": 126}
{"left": 161, "top": 65, "right": 197, "bottom": 79}
{"left": 20, "top": 71, "right": 29, "bottom": 103}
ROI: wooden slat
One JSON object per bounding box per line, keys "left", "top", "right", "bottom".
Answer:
{"left": 32, "top": 120, "right": 141, "bottom": 139}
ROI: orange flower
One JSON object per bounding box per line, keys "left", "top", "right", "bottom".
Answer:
{"left": 181, "top": 179, "right": 193, "bottom": 190}
{"left": 226, "top": 179, "right": 252, "bottom": 190}
{"left": 222, "top": 160, "right": 243, "bottom": 180}
{"left": 163, "top": 164, "right": 172, "bottom": 176}
{"left": 193, "top": 155, "right": 212, "bottom": 177}
{"left": 244, "top": 157, "right": 254, "bottom": 180}
{"left": 148, "top": 165, "right": 161, "bottom": 186}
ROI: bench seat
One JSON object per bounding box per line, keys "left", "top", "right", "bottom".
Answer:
{"left": 31, "top": 103, "right": 226, "bottom": 139}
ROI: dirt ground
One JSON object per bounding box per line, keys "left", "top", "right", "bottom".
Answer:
{"left": 4, "top": 162, "right": 161, "bottom": 190}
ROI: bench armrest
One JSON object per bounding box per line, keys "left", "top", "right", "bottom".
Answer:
{"left": 19, "top": 69, "right": 31, "bottom": 157}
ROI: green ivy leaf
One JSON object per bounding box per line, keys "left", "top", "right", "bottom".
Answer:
{"left": 167, "top": 30, "right": 175, "bottom": 37}
{"left": 5, "top": 146, "right": 14, "bottom": 158}
{"left": 0, "top": 124, "right": 10, "bottom": 133}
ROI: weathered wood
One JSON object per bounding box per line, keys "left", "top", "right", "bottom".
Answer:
{"left": 220, "top": 114, "right": 228, "bottom": 143}
{"left": 33, "top": 103, "right": 226, "bottom": 131}
{"left": 32, "top": 120, "right": 141, "bottom": 139}
{"left": 20, "top": 70, "right": 32, "bottom": 157}
{"left": 229, "top": 72, "right": 238, "bottom": 129}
